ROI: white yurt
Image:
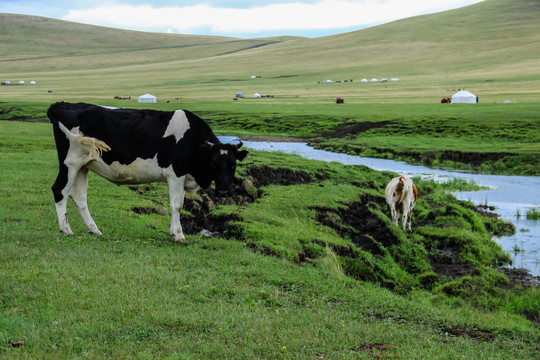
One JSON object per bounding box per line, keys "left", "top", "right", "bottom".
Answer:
{"left": 138, "top": 93, "right": 157, "bottom": 103}
{"left": 370, "top": 78, "right": 378, "bottom": 82}
{"left": 30, "top": 81, "right": 37, "bottom": 85}
{"left": 18, "top": 80, "right": 25, "bottom": 85}
{"left": 252, "top": 93, "right": 262, "bottom": 98}
{"left": 451, "top": 90, "right": 478, "bottom": 104}
{"left": 360, "top": 79, "right": 368, "bottom": 83}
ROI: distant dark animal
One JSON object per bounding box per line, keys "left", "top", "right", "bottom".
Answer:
{"left": 336, "top": 97, "right": 344, "bottom": 104}
{"left": 385, "top": 176, "right": 418, "bottom": 232}
{"left": 48, "top": 102, "right": 248, "bottom": 242}
{"left": 441, "top": 97, "right": 452, "bottom": 103}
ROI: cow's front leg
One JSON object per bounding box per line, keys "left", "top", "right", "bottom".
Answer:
{"left": 55, "top": 201, "right": 73, "bottom": 235}
{"left": 167, "top": 176, "right": 187, "bottom": 243}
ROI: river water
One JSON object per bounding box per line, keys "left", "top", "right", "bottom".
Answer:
{"left": 220, "top": 137, "right": 540, "bottom": 276}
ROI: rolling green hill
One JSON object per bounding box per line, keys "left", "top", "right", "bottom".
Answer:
{"left": 1, "top": 0, "right": 540, "bottom": 102}
{"left": 0, "top": 13, "right": 299, "bottom": 69}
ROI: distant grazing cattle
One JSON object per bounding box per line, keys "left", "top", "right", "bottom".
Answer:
{"left": 385, "top": 176, "right": 418, "bottom": 232}
{"left": 48, "top": 102, "right": 248, "bottom": 242}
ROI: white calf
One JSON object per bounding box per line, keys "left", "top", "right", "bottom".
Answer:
{"left": 385, "top": 176, "right": 418, "bottom": 232}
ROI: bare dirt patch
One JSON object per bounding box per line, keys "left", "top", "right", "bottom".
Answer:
{"left": 2, "top": 218, "right": 29, "bottom": 222}
{"left": 358, "top": 342, "right": 396, "bottom": 359}
{"left": 130, "top": 206, "right": 167, "bottom": 215}
{"left": 245, "top": 165, "right": 328, "bottom": 187}
{"left": 441, "top": 327, "right": 494, "bottom": 342}
{"left": 312, "top": 194, "right": 394, "bottom": 256}
{"left": 500, "top": 268, "right": 540, "bottom": 288}
{"left": 315, "top": 120, "right": 393, "bottom": 139}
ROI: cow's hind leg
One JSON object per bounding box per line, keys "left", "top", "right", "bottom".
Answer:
{"left": 389, "top": 203, "right": 399, "bottom": 227}
{"left": 401, "top": 203, "right": 410, "bottom": 232}
{"left": 167, "top": 176, "right": 187, "bottom": 243}
{"left": 52, "top": 165, "right": 76, "bottom": 235}
{"left": 407, "top": 206, "right": 413, "bottom": 232}
{"left": 70, "top": 167, "right": 102, "bottom": 235}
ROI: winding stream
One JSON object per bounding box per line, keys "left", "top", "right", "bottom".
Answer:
{"left": 220, "top": 136, "right": 540, "bottom": 276}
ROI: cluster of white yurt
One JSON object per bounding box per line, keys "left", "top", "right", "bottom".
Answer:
{"left": 359, "top": 78, "right": 399, "bottom": 82}
{"left": 451, "top": 90, "right": 478, "bottom": 103}
{"left": 138, "top": 93, "right": 157, "bottom": 103}
{"left": 2, "top": 80, "right": 37, "bottom": 85}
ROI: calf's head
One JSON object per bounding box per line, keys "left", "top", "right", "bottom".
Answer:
{"left": 201, "top": 141, "right": 248, "bottom": 196}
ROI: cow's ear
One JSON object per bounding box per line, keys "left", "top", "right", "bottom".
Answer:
{"left": 236, "top": 150, "right": 248, "bottom": 161}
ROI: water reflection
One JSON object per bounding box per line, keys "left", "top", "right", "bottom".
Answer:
{"left": 221, "top": 136, "right": 540, "bottom": 276}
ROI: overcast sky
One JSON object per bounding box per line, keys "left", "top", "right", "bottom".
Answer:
{"left": 1, "top": 0, "right": 484, "bottom": 38}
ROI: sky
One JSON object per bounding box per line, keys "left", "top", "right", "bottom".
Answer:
{"left": 1, "top": 0, "right": 484, "bottom": 38}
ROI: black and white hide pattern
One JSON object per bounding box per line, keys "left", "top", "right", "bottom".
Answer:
{"left": 48, "top": 102, "right": 248, "bottom": 242}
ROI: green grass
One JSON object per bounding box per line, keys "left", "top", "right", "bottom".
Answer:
{"left": 526, "top": 208, "right": 540, "bottom": 220}
{"left": 1, "top": 120, "right": 538, "bottom": 358}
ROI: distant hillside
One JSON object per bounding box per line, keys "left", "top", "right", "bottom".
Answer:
{"left": 0, "top": 13, "right": 300, "bottom": 68}
{"left": 1, "top": 0, "right": 539, "bottom": 102}
{"left": 251, "top": 0, "right": 540, "bottom": 77}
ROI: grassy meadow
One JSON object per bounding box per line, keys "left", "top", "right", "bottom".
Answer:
{"left": 1, "top": 120, "right": 539, "bottom": 359}
{"left": 1, "top": 0, "right": 540, "bottom": 357}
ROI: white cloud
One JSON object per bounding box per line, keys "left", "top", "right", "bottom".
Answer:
{"left": 62, "top": 0, "right": 484, "bottom": 36}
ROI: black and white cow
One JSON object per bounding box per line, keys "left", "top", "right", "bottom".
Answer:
{"left": 48, "top": 102, "right": 248, "bottom": 242}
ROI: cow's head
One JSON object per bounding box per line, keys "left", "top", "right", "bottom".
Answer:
{"left": 200, "top": 141, "right": 248, "bottom": 196}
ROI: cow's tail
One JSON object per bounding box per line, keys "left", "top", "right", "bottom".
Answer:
{"left": 58, "top": 122, "right": 111, "bottom": 157}
{"left": 397, "top": 176, "right": 408, "bottom": 204}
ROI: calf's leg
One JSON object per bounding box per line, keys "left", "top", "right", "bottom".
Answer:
{"left": 389, "top": 203, "right": 399, "bottom": 227}
{"left": 401, "top": 202, "right": 411, "bottom": 232}
{"left": 407, "top": 206, "right": 414, "bottom": 232}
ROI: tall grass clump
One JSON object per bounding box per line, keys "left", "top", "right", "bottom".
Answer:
{"left": 526, "top": 207, "right": 540, "bottom": 220}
